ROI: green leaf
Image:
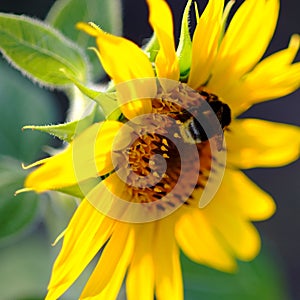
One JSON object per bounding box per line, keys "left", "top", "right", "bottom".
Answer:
{"left": 0, "top": 13, "right": 89, "bottom": 87}
{"left": 46, "top": 0, "right": 122, "bottom": 80}
{"left": 0, "top": 61, "right": 57, "bottom": 240}
{"left": 0, "top": 207, "right": 97, "bottom": 300}
{"left": 0, "top": 156, "right": 38, "bottom": 243}
{"left": 0, "top": 60, "right": 58, "bottom": 163}
{"left": 0, "top": 232, "right": 52, "bottom": 299}
{"left": 181, "top": 248, "right": 290, "bottom": 300}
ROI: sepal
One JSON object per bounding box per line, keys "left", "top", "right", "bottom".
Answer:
{"left": 143, "top": 33, "right": 160, "bottom": 63}
{"left": 60, "top": 68, "right": 122, "bottom": 120}
{"left": 56, "top": 177, "right": 101, "bottom": 199}
{"left": 177, "top": 0, "right": 193, "bottom": 80}
{"left": 23, "top": 104, "right": 98, "bottom": 142}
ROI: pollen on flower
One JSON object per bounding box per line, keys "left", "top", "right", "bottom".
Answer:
{"left": 106, "top": 82, "right": 225, "bottom": 214}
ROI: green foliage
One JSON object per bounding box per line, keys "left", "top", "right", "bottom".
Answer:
{"left": 0, "top": 61, "right": 58, "bottom": 242}
{"left": 0, "top": 62, "right": 58, "bottom": 163}
{"left": 0, "top": 223, "right": 97, "bottom": 300}
{"left": 181, "top": 249, "right": 290, "bottom": 300}
{"left": 0, "top": 13, "right": 89, "bottom": 87}
{"left": 0, "top": 156, "right": 38, "bottom": 242}
{"left": 46, "top": 0, "right": 122, "bottom": 80}
{"left": 0, "top": 0, "right": 124, "bottom": 247}
{"left": 0, "top": 233, "right": 51, "bottom": 300}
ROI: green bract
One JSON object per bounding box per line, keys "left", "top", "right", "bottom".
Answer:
{"left": 23, "top": 102, "right": 100, "bottom": 142}
{"left": 177, "top": 0, "right": 193, "bottom": 80}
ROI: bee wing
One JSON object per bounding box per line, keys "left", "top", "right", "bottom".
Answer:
{"left": 212, "top": 132, "right": 224, "bottom": 151}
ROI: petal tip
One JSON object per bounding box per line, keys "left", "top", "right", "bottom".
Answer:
{"left": 14, "top": 187, "right": 34, "bottom": 196}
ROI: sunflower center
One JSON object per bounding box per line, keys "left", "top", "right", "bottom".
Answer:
{"left": 110, "top": 82, "right": 230, "bottom": 217}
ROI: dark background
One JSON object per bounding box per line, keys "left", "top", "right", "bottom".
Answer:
{"left": 0, "top": 0, "right": 299, "bottom": 299}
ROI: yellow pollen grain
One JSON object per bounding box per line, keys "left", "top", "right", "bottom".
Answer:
{"left": 149, "top": 160, "right": 155, "bottom": 166}
{"left": 161, "top": 145, "right": 168, "bottom": 152}
{"left": 162, "top": 138, "right": 168, "bottom": 146}
{"left": 173, "top": 132, "right": 181, "bottom": 139}
{"left": 163, "top": 153, "right": 170, "bottom": 159}
{"left": 154, "top": 187, "right": 162, "bottom": 193}
{"left": 153, "top": 171, "right": 160, "bottom": 178}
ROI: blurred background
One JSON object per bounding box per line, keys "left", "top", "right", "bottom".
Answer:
{"left": 0, "top": 0, "right": 299, "bottom": 299}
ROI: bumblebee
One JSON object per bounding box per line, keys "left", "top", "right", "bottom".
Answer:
{"left": 174, "top": 91, "right": 231, "bottom": 149}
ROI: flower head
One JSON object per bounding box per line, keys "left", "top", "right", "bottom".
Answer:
{"left": 23, "top": 0, "right": 300, "bottom": 299}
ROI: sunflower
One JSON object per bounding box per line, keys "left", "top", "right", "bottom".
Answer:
{"left": 22, "top": 0, "right": 300, "bottom": 299}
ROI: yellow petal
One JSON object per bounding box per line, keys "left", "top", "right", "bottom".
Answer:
{"left": 77, "top": 22, "right": 155, "bottom": 118}
{"left": 77, "top": 22, "right": 154, "bottom": 83}
{"left": 188, "top": 0, "right": 224, "bottom": 89}
{"left": 146, "top": 0, "right": 180, "bottom": 80}
{"left": 244, "top": 63, "right": 300, "bottom": 102}
{"left": 204, "top": 203, "right": 261, "bottom": 261}
{"left": 80, "top": 222, "right": 134, "bottom": 299}
{"left": 154, "top": 218, "right": 183, "bottom": 300}
{"left": 115, "top": 78, "right": 157, "bottom": 120}
{"left": 126, "top": 224, "right": 155, "bottom": 300}
{"left": 74, "top": 121, "right": 123, "bottom": 182}
{"left": 212, "top": 168, "right": 276, "bottom": 221}
{"left": 25, "top": 121, "right": 122, "bottom": 193}
{"left": 24, "top": 146, "right": 76, "bottom": 193}
{"left": 46, "top": 199, "right": 115, "bottom": 300}
{"left": 208, "top": 0, "right": 279, "bottom": 93}
{"left": 175, "top": 208, "right": 236, "bottom": 272}
{"left": 221, "top": 35, "right": 300, "bottom": 115}
{"left": 226, "top": 119, "right": 300, "bottom": 169}
{"left": 252, "top": 34, "right": 300, "bottom": 68}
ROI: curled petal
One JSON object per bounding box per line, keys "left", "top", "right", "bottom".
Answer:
{"left": 77, "top": 22, "right": 154, "bottom": 83}
{"left": 77, "top": 22, "right": 155, "bottom": 118}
